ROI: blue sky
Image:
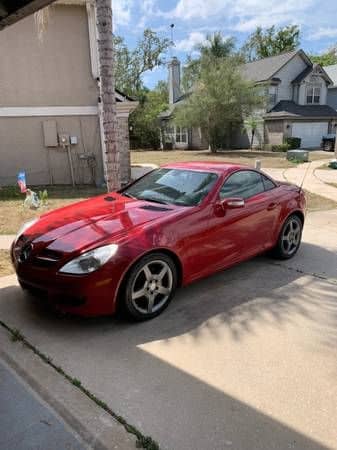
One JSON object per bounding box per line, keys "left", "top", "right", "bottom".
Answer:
{"left": 112, "top": 0, "right": 337, "bottom": 89}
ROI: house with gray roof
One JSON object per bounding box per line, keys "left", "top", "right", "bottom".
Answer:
{"left": 324, "top": 64, "right": 337, "bottom": 112}
{"left": 160, "top": 50, "right": 337, "bottom": 150}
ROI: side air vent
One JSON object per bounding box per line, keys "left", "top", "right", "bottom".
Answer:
{"left": 140, "top": 205, "right": 171, "bottom": 212}
{"left": 104, "top": 196, "right": 116, "bottom": 202}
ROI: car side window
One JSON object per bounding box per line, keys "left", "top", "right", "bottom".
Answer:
{"left": 219, "top": 171, "right": 265, "bottom": 200}
{"left": 262, "top": 174, "right": 276, "bottom": 191}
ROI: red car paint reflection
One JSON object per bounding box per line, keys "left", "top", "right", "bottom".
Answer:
{"left": 11, "top": 162, "right": 306, "bottom": 317}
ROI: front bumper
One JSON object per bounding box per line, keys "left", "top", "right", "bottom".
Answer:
{"left": 11, "top": 243, "right": 128, "bottom": 317}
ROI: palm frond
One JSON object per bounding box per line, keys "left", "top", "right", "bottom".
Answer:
{"left": 34, "top": 6, "right": 51, "bottom": 42}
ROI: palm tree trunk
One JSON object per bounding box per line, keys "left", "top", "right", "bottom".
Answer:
{"left": 96, "top": 0, "right": 120, "bottom": 191}
{"left": 250, "top": 129, "right": 255, "bottom": 150}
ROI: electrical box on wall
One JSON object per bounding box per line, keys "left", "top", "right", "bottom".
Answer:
{"left": 58, "top": 134, "right": 70, "bottom": 147}
{"left": 42, "top": 120, "right": 58, "bottom": 147}
{"left": 70, "top": 136, "right": 78, "bottom": 145}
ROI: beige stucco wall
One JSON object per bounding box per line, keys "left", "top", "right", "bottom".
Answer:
{"left": 265, "top": 120, "right": 285, "bottom": 145}
{"left": 0, "top": 115, "right": 103, "bottom": 185}
{"left": 0, "top": 2, "right": 135, "bottom": 186}
{"left": 0, "top": 4, "right": 97, "bottom": 107}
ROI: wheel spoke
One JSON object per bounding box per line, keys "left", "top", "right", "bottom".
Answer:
{"left": 158, "top": 266, "right": 168, "bottom": 281}
{"left": 157, "top": 285, "right": 170, "bottom": 296}
{"left": 143, "top": 264, "right": 152, "bottom": 281}
{"left": 282, "top": 238, "right": 290, "bottom": 251}
{"left": 132, "top": 287, "right": 146, "bottom": 300}
{"left": 147, "top": 294, "right": 155, "bottom": 313}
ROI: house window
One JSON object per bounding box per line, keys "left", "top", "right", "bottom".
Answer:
{"left": 163, "top": 126, "right": 174, "bottom": 143}
{"left": 268, "top": 86, "right": 278, "bottom": 108}
{"left": 306, "top": 84, "right": 321, "bottom": 104}
{"left": 175, "top": 126, "right": 188, "bottom": 144}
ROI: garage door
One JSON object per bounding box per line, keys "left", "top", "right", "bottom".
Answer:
{"left": 292, "top": 122, "right": 328, "bottom": 148}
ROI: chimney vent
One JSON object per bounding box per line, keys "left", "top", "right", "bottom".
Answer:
{"left": 168, "top": 57, "right": 181, "bottom": 104}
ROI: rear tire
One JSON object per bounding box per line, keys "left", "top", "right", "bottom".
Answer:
{"left": 122, "top": 252, "right": 177, "bottom": 321}
{"left": 271, "top": 214, "right": 303, "bottom": 260}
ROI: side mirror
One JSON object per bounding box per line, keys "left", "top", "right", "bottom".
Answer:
{"left": 221, "top": 197, "right": 245, "bottom": 210}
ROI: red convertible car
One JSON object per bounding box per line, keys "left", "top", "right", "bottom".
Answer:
{"left": 11, "top": 162, "right": 305, "bottom": 320}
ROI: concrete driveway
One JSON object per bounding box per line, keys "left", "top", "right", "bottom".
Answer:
{"left": 1, "top": 210, "right": 337, "bottom": 450}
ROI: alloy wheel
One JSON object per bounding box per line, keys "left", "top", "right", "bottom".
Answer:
{"left": 281, "top": 218, "right": 301, "bottom": 256}
{"left": 130, "top": 260, "right": 173, "bottom": 314}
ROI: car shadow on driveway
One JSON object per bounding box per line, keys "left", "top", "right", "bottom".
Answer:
{"left": 0, "top": 242, "right": 336, "bottom": 449}
{"left": 0, "top": 241, "right": 336, "bottom": 347}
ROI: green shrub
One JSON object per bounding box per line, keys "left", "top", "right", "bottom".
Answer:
{"left": 263, "top": 144, "right": 273, "bottom": 152}
{"left": 271, "top": 143, "right": 290, "bottom": 152}
{"left": 285, "top": 137, "right": 301, "bottom": 149}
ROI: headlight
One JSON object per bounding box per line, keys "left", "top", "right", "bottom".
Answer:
{"left": 59, "top": 244, "right": 118, "bottom": 274}
{"left": 16, "top": 218, "right": 39, "bottom": 241}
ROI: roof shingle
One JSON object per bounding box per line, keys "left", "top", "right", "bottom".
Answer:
{"left": 240, "top": 50, "right": 301, "bottom": 83}
{"left": 265, "top": 100, "right": 337, "bottom": 118}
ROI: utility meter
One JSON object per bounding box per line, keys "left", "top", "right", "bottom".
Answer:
{"left": 58, "top": 134, "right": 70, "bottom": 147}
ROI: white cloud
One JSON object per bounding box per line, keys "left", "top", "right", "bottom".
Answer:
{"left": 112, "top": 0, "right": 133, "bottom": 27}
{"left": 170, "top": 0, "right": 229, "bottom": 20}
{"left": 309, "top": 27, "right": 337, "bottom": 41}
{"left": 165, "top": 0, "right": 315, "bottom": 31}
{"left": 175, "top": 31, "right": 205, "bottom": 51}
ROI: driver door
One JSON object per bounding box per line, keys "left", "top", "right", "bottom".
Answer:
{"left": 205, "top": 170, "right": 279, "bottom": 272}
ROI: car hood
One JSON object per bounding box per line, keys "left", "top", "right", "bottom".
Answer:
{"left": 25, "top": 193, "right": 182, "bottom": 254}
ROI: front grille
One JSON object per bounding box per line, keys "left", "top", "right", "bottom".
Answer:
{"left": 31, "top": 249, "right": 63, "bottom": 268}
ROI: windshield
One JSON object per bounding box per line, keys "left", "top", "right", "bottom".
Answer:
{"left": 121, "top": 168, "right": 218, "bottom": 206}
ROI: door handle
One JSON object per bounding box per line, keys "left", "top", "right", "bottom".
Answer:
{"left": 267, "top": 202, "right": 278, "bottom": 211}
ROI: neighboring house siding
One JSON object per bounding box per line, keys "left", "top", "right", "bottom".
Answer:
{"left": 327, "top": 87, "right": 337, "bottom": 110}
{"left": 273, "top": 54, "right": 307, "bottom": 102}
{"left": 0, "top": 5, "right": 97, "bottom": 107}
{"left": 298, "top": 77, "right": 328, "bottom": 106}
{"left": 191, "top": 127, "right": 208, "bottom": 149}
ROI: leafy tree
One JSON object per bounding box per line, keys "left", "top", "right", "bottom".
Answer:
{"left": 175, "top": 57, "right": 265, "bottom": 152}
{"left": 242, "top": 25, "right": 300, "bottom": 61}
{"left": 129, "top": 81, "right": 169, "bottom": 149}
{"left": 197, "top": 32, "right": 236, "bottom": 59}
{"left": 114, "top": 29, "right": 171, "bottom": 96}
{"left": 182, "top": 32, "right": 236, "bottom": 91}
{"left": 310, "top": 46, "right": 337, "bottom": 66}
{"left": 244, "top": 116, "right": 264, "bottom": 150}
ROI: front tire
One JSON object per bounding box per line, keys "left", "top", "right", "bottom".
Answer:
{"left": 123, "top": 252, "right": 177, "bottom": 321}
{"left": 272, "top": 214, "right": 303, "bottom": 260}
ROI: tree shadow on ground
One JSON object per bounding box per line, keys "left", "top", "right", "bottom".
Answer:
{"left": 0, "top": 241, "right": 336, "bottom": 348}
{"left": 0, "top": 241, "right": 336, "bottom": 449}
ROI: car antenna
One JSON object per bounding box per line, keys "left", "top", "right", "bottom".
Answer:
{"left": 299, "top": 159, "right": 312, "bottom": 193}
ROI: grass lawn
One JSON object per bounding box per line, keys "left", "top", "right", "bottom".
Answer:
{"left": 0, "top": 250, "right": 13, "bottom": 277}
{"left": 317, "top": 163, "right": 337, "bottom": 170}
{"left": 0, "top": 150, "right": 335, "bottom": 235}
{"left": 305, "top": 191, "right": 337, "bottom": 211}
{"left": 131, "top": 149, "right": 330, "bottom": 169}
{"left": 0, "top": 185, "right": 105, "bottom": 235}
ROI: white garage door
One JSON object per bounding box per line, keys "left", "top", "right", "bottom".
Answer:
{"left": 292, "top": 122, "right": 328, "bottom": 148}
